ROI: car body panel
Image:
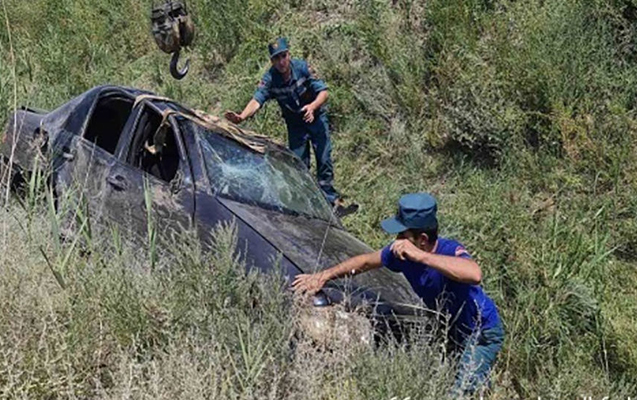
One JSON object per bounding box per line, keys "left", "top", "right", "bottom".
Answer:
{"left": 55, "top": 135, "right": 114, "bottom": 222}
{"left": 101, "top": 111, "right": 196, "bottom": 240}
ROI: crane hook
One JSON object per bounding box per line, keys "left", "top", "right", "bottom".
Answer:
{"left": 170, "top": 49, "right": 190, "bottom": 80}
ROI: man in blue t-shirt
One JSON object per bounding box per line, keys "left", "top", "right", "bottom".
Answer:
{"left": 293, "top": 192, "right": 504, "bottom": 393}
{"left": 225, "top": 37, "right": 357, "bottom": 217}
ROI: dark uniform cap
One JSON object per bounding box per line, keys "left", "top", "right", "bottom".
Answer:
{"left": 268, "top": 37, "right": 289, "bottom": 58}
{"left": 381, "top": 193, "right": 438, "bottom": 234}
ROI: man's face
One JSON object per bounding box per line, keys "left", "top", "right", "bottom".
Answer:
{"left": 397, "top": 230, "right": 428, "bottom": 250}
{"left": 271, "top": 51, "right": 291, "bottom": 74}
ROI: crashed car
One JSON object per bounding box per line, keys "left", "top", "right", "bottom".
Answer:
{"left": 1, "top": 85, "right": 421, "bottom": 336}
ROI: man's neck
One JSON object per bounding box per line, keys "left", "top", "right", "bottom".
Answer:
{"left": 422, "top": 240, "right": 438, "bottom": 254}
{"left": 282, "top": 68, "right": 292, "bottom": 82}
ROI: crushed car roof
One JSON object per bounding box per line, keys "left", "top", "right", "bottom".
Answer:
{"left": 53, "top": 85, "right": 285, "bottom": 154}
{"left": 131, "top": 92, "right": 286, "bottom": 154}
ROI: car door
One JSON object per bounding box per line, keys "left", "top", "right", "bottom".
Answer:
{"left": 101, "top": 104, "right": 196, "bottom": 244}
{"left": 54, "top": 91, "right": 134, "bottom": 226}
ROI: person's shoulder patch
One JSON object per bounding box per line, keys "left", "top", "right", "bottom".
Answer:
{"left": 455, "top": 245, "right": 470, "bottom": 258}
{"left": 307, "top": 62, "right": 320, "bottom": 79}
{"left": 258, "top": 71, "right": 273, "bottom": 88}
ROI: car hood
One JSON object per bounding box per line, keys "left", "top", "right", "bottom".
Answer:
{"left": 219, "top": 198, "right": 422, "bottom": 316}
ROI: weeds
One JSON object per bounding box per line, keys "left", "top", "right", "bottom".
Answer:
{"left": 1, "top": 0, "right": 637, "bottom": 398}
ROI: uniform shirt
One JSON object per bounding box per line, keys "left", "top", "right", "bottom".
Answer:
{"left": 253, "top": 58, "right": 328, "bottom": 123}
{"left": 381, "top": 237, "right": 500, "bottom": 338}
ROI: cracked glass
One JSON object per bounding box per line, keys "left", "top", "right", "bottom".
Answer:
{"left": 192, "top": 123, "right": 334, "bottom": 222}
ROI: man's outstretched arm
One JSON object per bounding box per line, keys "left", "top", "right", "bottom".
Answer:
{"left": 292, "top": 250, "right": 383, "bottom": 294}
{"left": 224, "top": 99, "right": 262, "bottom": 124}
{"left": 225, "top": 71, "right": 272, "bottom": 124}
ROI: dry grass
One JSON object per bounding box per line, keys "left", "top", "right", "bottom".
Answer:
{"left": 2, "top": 0, "right": 637, "bottom": 398}
{"left": 0, "top": 195, "right": 462, "bottom": 399}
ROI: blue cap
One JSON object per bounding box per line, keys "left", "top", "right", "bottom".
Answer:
{"left": 381, "top": 193, "right": 438, "bottom": 234}
{"left": 268, "top": 37, "right": 289, "bottom": 58}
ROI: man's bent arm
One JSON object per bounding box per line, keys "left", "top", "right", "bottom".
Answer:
{"left": 301, "top": 90, "right": 329, "bottom": 123}
{"left": 292, "top": 250, "right": 383, "bottom": 294}
{"left": 309, "top": 90, "right": 328, "bottom": 111}
{"left": 419, "top": 252, "right": 482, "bottom": 285}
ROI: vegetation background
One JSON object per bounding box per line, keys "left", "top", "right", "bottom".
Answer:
{"left": 2, "top": 0, "right": 637, "bottom": 398}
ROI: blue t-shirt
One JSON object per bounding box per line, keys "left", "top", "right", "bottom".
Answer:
{"left": 253, "top": 58, "right": 328, "bottom": 123}
{"left": 381, "top": 237, "right": 500, "bottom": 337}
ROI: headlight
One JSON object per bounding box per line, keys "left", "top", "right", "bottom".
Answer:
{"left": 297, "top": 294, "right": 372, "bottom": 348}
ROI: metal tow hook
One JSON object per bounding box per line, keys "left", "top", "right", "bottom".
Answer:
{"left": 170, "top": 49, "right": 190, "bottom": 80}
{"left": 151, "top": 0, "right": 195, "bottom": 80}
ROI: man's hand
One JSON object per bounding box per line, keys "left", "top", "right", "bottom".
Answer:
{"left": 301, "top": 104, "right": 315, "bottom": 123}
{"left": 390, "top": 239, "right": 425, "bottom": 262}
{"left": 224, "top": 110, "right": 244, "bottom": 124}
{"left": 292, "top": 272, "right": 326, "bottom": 295}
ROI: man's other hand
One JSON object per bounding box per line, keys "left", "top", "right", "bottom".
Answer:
{"left": 292, "top": 272, "right": 326, "bottom": 295}
{"left": 301, "top": 104, "right": 315, "bottom": 123}
{"left": 224, "top": 111, "right": 244, "bottom": 124}
{"left": 390, "top": 239, "right": 424, "bottom": 262}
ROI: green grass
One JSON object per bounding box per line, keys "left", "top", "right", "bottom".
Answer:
{"left": 2, "top": 0, "right": 637, "bottom": 398}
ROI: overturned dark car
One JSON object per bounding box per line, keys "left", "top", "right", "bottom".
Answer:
{"left": 1, "top": 85, "right": 421, "bottom": 335}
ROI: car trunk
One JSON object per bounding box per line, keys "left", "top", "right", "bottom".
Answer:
{"left": 2, "top": 110, "right": 47, "bottom": 171}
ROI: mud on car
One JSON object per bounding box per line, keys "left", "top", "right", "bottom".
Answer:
{"left": 1, "top": 85, "right": 422, "bottom": 339}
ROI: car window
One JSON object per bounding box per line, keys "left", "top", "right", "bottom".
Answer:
{"left": 192, "top": 122, "right": 334, "bottom": 222}
{"left": 84, "top": 95, "right": 132, "bottom": 154}
{"left": 127, "top": 107, "right": 183, "bottom": 185}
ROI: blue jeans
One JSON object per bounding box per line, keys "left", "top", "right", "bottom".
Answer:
{"left": 285, "top": 113, "right": 339, "bottom": 205}
{"left": 453, "top": 321, "right": 505, "bottom": 395}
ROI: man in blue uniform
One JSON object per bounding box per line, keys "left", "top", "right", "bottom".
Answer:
{"left": 293, "top": 193, "right": 504, "bottom": 394}
{"left": 225, "top": 37, "right": 357, "bottom": 216}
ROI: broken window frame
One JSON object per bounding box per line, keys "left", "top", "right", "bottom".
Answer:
{"left": 122, "top": 103, "right": 194, "bottom": 190}
{"left": 82, "top": 92, "right": 134, "bottom": 155}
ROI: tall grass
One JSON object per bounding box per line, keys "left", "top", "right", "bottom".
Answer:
{"left": 0, "top": 189, "right": 461, "bottom": 399}
{"left": 2, "top": 0, "right": 637, "bottom": 398}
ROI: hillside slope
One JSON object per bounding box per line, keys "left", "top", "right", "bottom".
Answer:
{"left": 2, "top": 0, "right": 637, "bottom": 398}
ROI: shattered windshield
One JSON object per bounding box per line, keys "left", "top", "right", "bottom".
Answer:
{"left": 192, "top": 123, "right": 334, "bottom": 222}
